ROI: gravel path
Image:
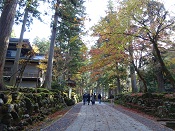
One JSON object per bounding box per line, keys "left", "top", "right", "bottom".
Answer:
{"left": 41, "top": 103, "right": 82, "bottom": 131}
{"left": 110, "top": 104, "right": 172, "bottom": 131}
{"left": 41, "top": 102, "right": 173, "bottom": 131}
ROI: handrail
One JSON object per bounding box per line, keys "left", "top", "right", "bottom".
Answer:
{"left": 3, "top": 71, "right": 39, "bottom": 78}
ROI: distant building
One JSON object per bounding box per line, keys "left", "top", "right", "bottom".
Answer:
{"left": 3, "top": 38, "right": 46, "bottom": 88}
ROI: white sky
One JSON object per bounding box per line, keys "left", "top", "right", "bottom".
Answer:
{"left": 82, "top": 0, "right": 108, "bottom": 48}
{"left": 13, "top": 0, "right": 175, "bottom": 47}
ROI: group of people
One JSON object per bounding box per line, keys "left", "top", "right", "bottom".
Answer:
{"left": 83, "top": 93, "right": 102, "bottom": 105}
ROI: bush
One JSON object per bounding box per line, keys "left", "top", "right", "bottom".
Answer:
{"left": 147, "top": 86, "right": 158, "bottom": 93}
{"left": 37, "top": 88, "right": 49, "bottom": 93}
{"left": 51, "top": 81, "right": 64, "bottom": 92}
{"left": 64, "top": 98, "right": 75, "bottom": 106}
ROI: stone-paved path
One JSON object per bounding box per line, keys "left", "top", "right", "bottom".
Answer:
{"left": 42, "top": 102, "right": 173, "bottom": 131}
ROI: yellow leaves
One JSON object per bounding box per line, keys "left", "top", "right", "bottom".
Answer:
{"left": 80, "top": 44, "right": 88, "bottom": 53}
{"left": 87, "top": 0, "right": 152, "bottom": 83}
{"left": 170, "top": 58, "right": 175, "bottom": 64}
{"left": 26, "top": 0, "right": 33, "bottom": 7}
{"left": 37, "top": 63, "right": 47, "bottom": 71}
{"left": 16, "top": 44, "right": 22, "bottom": 48}
{"left": 69, "top": 36, "right": 78, "bottom": 44}
{"left": 54, "top": 3, "right": 59, "bottom": 8}
{"left": 117, "top": 0, "right": 148, "bottom": 29}
{"left": 74, "top": 73, "right": 81, "bottom": 80}
{"left": 16, "top": 42, "right": 29, "bottom": 49}
{"left": 165, "top": 57, "right": 175, "bottom": 67}
{"left": 26, "top": 50, "right": 35, "bottom": 57}
{"left": 32, "top": 45, "right": 39, "bottom": 53}
{"left": 121, "top": 0, "right": 147, "bottom": 15}
{"left": 19, "top": 59, "right": 27, "bottom": 64}
{"left": 79, "top": 46, "right": 88, "bottom": 60}
{"left": 87, "top": 32, "right": 128, "bottom": 78}
{"left": 6, "top": 94, "right": 12, "bottom": 104}
{"left": 80, "top": 17, "right": 86, "bottom": 21}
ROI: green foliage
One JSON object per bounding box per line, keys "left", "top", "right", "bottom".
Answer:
{"left": 36, "top": 88, "right": 50, "bottom": 93}
{"left": 32, "top": 37, "right": 50, "bottom": 53}
{"left": 51, "top": 81, "right": 64, "bottom": 92}
{"left": 15, "top": 0, "right": 44, "bottom": 29}
{"left": 18, "top": 87, "right": 36, "bottom": 93}
{"left": 115, "top": 93, "right": 175, "bottom": 119}
{"left": 0, "top": 86, "right": 70, "bottom": 129}
{"left": 83, "top": 1, "right": 129, "bottom": 93}
{"left": 87, "top": 0, "right": 175, "bottom": 93}
{"left": 64, "top": 97, "right": 75, "bottom": 106}
{"left": 10, "top": 29, "right": 16, "bottom": 37}
{"left": 147, "top": 87, "right": 158, "bottom": 93}
{"left": 52, "top": 0, "right": 86, "bottom": 86}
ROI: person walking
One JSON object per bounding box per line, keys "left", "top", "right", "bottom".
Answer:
{"left": 87, "top": 93, "right": 90, "bottom": 105}
{"left": 83, "top": 93, "right": 87, "bottom": 105}
{"left": 91, "top": 93, "right": 95, "bottom": 105}
{"left": 98, "top": 93, "right": 102, "bottom": 104}
{"left": 94, "top": 93, "right": 96, "bottom": 101}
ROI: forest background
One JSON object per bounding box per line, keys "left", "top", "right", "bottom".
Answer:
{"left": 1, "top": 1, "right": 175, "bottom": 130}
{"left": 0, "top": 0, "right": 175, "bottom": 96}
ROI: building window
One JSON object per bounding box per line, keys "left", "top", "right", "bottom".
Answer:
{"left": 6, "top": 50, "right": 11, "bottom": 57}
{"left": 4, "top": 67, "right": 11, "bottom": 71}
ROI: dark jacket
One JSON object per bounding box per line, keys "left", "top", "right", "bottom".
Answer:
{"left": 98, "top": 94, "right": 101, "bottom": 99}
{"left": 87, "top": 94, "right": 90, "bottom": 101}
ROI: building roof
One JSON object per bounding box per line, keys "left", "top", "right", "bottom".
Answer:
{"left": 6, "top": 38, "right": 46, "bottom": 61}
{"left": 32, "top": 53, "right": 45, "bottom": 60}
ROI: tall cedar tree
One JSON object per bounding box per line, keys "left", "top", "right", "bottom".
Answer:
{"left": 43, "top": 0, "right": 60, "bottom": 89}
{"left": 0, "top": 0, "right": 18, "bottom": 90}
{"left": 53, "top": 0, "right": 86, "bottom": 83}
{"left": 10, "top": 0, "right": 43, "bottom": 86}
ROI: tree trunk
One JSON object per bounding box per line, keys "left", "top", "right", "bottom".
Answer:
{"left": 68, "top": 87, "right": 72, "bottom": 99}
{"left": 10, "top": 8, "right": 29, "bottom": 86}
{"left": 108, "top": 88, "right": 112, "bottom": 98}
{"left": 96, "top": 81, "right": 100, "bottom": 94}
{"left": 156, "top": 66, "right": 165, "bottom": 92}
{"left": 131, "top": 60, "right": 147, "bottom": 92}
{"left": 153, "top": 44, "right": 165, "bottom": 92}
{"left": 128, "top": 44, "right": 147, "bottom": 93}
{"left": 115, "top": 63, "right": 122, "bottom": 94}
{"left": 102, "top": 86, "right": 105, "bottom": 100}
{"left": 130, "top": 64, "right": 138, "bottom": 93}
{"left": 129, "top": 44, "right": 138, "bottom": 93}
{"left": 43, "top": 0, "right": 60, "bottom": 89}
{"left": 116, "top": 76, "right": 121, "bottom": 94}
{"left": 152, "top": 41, "right": 175, "bottom": 88}
{"left": 0, "top": 0, "right": 18, "bottom": 90}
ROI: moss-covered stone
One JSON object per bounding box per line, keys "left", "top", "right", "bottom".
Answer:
{"left": 0, "top": 87, "right": 71, "bottom": 130}
{"left": 115, "top": 93, "right": 175, "bottom": 119}
{"left": 24, "top": 97, "right": 34, "bottom": 115}
{"left": 1, "top": 113, "right": 13, "bottom": 126}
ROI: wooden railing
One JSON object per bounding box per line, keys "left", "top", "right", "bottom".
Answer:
{"left": 3, "top": 71, "right": 39, "bottom": 78}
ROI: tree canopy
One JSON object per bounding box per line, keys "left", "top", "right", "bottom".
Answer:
{"left": 0, "top": 0, "right": 175, "bottom": 95}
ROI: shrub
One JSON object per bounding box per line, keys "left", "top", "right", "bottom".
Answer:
{"left": 51, "top": 81, "right": 64, "bottom": 92}
{"left": 64, "top": 98, "right": 75, "bottom": 106}
{"left": 37, "top": 88, "right": 49, "bottom": 93}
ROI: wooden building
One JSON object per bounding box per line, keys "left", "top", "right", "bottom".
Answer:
{"left": 3, "top": 38, "right": 45, "bottom": 88}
